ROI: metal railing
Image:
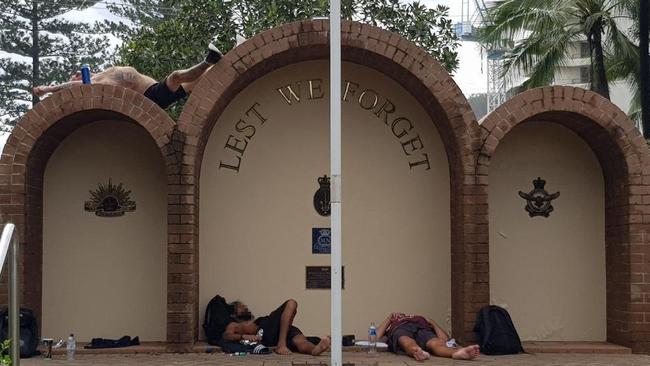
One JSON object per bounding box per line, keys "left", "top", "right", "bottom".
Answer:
{"left": 0, "top": 223, "right": 20, "bottom": 366}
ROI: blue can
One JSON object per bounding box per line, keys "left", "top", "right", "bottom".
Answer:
{"left": 81, "top": 64, "right": 91, "bottom": 84}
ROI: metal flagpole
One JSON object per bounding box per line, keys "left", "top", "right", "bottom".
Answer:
{"left": 329, "top": 1, "right": 342, "bottom": 366}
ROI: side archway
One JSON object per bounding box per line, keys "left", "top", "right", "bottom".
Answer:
{"left": 479, "top": 86, "right": 650, "bottom": 352}
{"left": 0, "top": 84, "right": 177, "bottom": 341}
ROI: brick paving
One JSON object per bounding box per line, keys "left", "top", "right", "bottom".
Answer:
{"left": 19, "top": 352, "right": 650, "bottom": 366}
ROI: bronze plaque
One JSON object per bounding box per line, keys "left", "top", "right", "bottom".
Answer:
{"left": 306, "top": 266, "right": 345, "bottom": 289}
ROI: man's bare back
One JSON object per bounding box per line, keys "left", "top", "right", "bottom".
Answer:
{"left": 34, "top": 66, "right": 158, "bottom": 97}
{"left": 32, "top": 35, "right": 224, "bottom": 109}
{"left": 94, "top": 66, "right": 157, "bottom": 94}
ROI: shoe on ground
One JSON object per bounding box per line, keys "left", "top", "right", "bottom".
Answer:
{"left": 251, "top": 344, "right": 271, "bottom": 354}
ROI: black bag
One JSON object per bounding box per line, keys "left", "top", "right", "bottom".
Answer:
{"left": 203, "top": 295, "right": 234, "bottom": 345}
{"left": 0, "top": 307, "right": 39, "bottom": 357}
{"left": 474, "top": 305, "right": 523, "bottom": 355}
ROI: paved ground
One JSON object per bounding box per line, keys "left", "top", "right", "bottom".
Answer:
{"left": 19, "top": 352, "right": 650, "bottom": 366}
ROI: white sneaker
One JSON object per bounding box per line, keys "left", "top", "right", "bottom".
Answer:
{"left": 205, "top": 36, "right": 223, "bottom": 64}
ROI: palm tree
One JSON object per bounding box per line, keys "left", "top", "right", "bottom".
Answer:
{"left": 478, "top": 0, "right": 636, "bottom": 100}
{"left": 606, "top": 0, "right": 646, "bottom": 125}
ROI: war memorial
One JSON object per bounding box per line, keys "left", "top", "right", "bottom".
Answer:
{"left": 1, "top": 20, "right": 650, "bottom": 359}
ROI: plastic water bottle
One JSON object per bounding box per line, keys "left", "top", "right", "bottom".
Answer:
{"left": 368, "top": 322, "right": 377, "bottom": 354}
{"left": 66, "top": 333, "right": 76, "bottom": 360}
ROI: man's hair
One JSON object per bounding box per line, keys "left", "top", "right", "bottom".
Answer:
{"left": 229, "top": 300, "right": 254, "bottom": 321}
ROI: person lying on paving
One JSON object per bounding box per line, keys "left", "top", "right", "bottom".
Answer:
{"left": 33, "top": 36, "right": 224, "bottom": 110}
{"left": 376, "top": 312, "right": 480, "bottom": 361}
{"left": 223, "top": 299, "right": 331, "bottom": 356}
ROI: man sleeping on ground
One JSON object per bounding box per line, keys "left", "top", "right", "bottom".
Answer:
{"left": 223, "top": 299, "right": 331, "bottom": 356}
{"left": 376, "top": 312, "right": 480, "bottom": 361}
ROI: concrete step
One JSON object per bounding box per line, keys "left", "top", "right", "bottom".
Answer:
{"left": 42, "top": 340, "right": 632, "bottom": 355}
{"left": 522, "top": 341, "right": 631, "bottom": 354}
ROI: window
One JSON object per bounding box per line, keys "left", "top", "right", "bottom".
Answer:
{"left": 579, "top": 66, "right": 590, "bottom": 83}
{"left": 580, "top": 42, "right": 590, "bottom": 58}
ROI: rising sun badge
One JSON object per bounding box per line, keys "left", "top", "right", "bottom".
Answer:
{"left": 84, "top": 179, "right": 136, "bottom": 217}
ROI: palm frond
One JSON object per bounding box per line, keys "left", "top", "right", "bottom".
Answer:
{"left": 501, "top": 30, "right": 578, "bottom": 88}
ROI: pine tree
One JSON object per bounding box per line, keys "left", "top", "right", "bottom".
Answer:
{"left": 0, "top": 0, "right": 113, "bottom": 128}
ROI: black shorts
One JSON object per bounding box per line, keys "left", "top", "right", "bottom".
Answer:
{"left": 387, "top": 322, "right": 437, "bottom": 354}
{"left": 254, "top": 301, "right": 303, "bottom": 350}
{"left": 143, "top": 78, "right": 187, "bottom": 109}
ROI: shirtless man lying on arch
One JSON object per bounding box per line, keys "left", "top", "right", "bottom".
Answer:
{"left": 33, "top": 36, "right": 223, "bottom": 110}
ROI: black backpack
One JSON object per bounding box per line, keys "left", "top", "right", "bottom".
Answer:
{"left": 474, "top": 305, "right": 523, "bottom": 355}
{"left": 203, "top": 295, "right": 234, "bottom": 345}
{"left": 0, "top": 307, "right": 39, "bottom": 357}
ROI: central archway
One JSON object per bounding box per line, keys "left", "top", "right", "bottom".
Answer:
{"left": 199, "top": 60, "right": 451, "bottom": 337}
{"left": 177, "top": 20, "right": 480, "bottom": 342}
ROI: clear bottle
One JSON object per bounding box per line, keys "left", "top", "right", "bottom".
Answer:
{"left": 368, "top": 322, "right": 377, "bottom": 354}
{"left": 66, "top": 333, "right": 76, "bottom": 360}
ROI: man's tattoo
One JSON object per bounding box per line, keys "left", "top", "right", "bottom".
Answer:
{"left": 115, "top": 70, "right": 135, "bottom": 88}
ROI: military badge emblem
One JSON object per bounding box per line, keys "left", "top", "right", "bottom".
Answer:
{"left": 518, "top": 177, "right": 560, "bottom": 218}
{"left": 84, "top": 179, "right": 136, "bottom": 217}
{"left": 313, "top": 175, "right": 331, "bottom": 216}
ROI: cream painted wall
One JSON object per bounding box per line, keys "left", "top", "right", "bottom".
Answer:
{"left": 43, "top": 120, "right": 167, "bottom": 341}
{"left": 489, "top": 121, "right": 606, "bottom": 341}
{"left": 200, "top": 61, "right": 450, "bottom": 339}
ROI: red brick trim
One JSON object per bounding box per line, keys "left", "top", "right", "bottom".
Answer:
{"left": 0, "top": 84, "right": 176, "bottom": 338}
{"left": 479, "top": 86, "right": 650, "bottom": 353}
{"left": 176, "top": 20, "right": 479, "bottom": 344}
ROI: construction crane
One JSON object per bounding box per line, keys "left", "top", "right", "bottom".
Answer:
{"left": 454, "top": 0, "right": 507, "bottom": 113}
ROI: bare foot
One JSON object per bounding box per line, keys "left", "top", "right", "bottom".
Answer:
{"left": 311, "top": 336, "right": 331, "bottom": 356}
{"left": 452, "top": 345, "right": 480, "bottom": 360}
{"left": 412, "top": 346, "right": 430, "bottom": 361}
{"left": 276, "top": 345, "right": 292, "bottom": 355}
{"left": 32, "top": 86, "right": 46, "bottom": 97}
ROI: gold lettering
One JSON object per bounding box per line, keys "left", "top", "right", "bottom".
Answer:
{"left": 358, "top": 89, "right": 379, "bottom": 110}
{"left": 342, "top": 81, "right": 359, "bottom": 102}
{"left": 391, "top": 117, "right": 413, "bottom": 138}
{"left": 401, "top": 135, "right": 424, "bottom": 156}
{"left": 409, "top": 153, "right": 431, "bottom": 170}
{"left": 277, "top": 83, "right": 301, "bottom": 105}
{"left": 224, "top": 134, "right": 248, "bottom": 155}
{"left": 245, "top": 102, "right": 267, "bottom": 124}
{"left": 235, "top": 119, "right": 256, "bottom": 140}
{"left": 219, "top": 156, "right": 242, "bottom": 172}
{"left": 309, "top": 79, "right": 325, "bottom": 99}
{"left": 374, "top": 99, "right": 395, "bottom": 125}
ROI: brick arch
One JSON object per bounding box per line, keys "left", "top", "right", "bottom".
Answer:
{"left": 0, "top": 84, "right": 177, "bottom": 341}
{"left": 478, "top": 86, "right": 650, "bottom": 353}
{"left": 175, "top": 19, "right": 481, "bottom": 343}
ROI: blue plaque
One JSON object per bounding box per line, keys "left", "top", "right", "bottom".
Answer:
{"left": 312, "top": 228, "right": 331, "bottom": 254}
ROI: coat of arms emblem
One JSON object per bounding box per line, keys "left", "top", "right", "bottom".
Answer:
{"left": 518, "top": 177, "right": 560, "bottom": 218}
{"left": 313, "top": 175, "right": 331, "bottom": 216}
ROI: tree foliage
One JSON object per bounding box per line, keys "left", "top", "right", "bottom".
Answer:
{"left": 478, "top": 0, "right": 636, "bottom": 101}
{"left": 0, "top": 0, "right": 113, "bottom": 128}
{"left": 110, "top": 0, "right": 459, "bottom": 96}
{"left": 606, "top": 0, "right": 649, "bottom": 122}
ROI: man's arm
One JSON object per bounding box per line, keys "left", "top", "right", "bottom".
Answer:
{"left": 222, "top": 326, "right": 244, "bottom": 342}
{"left": 425, "top": 317, "right": 449, "bottom": 342}
{"left": 375, "top": 313, "right": 394, "bottom": 339}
